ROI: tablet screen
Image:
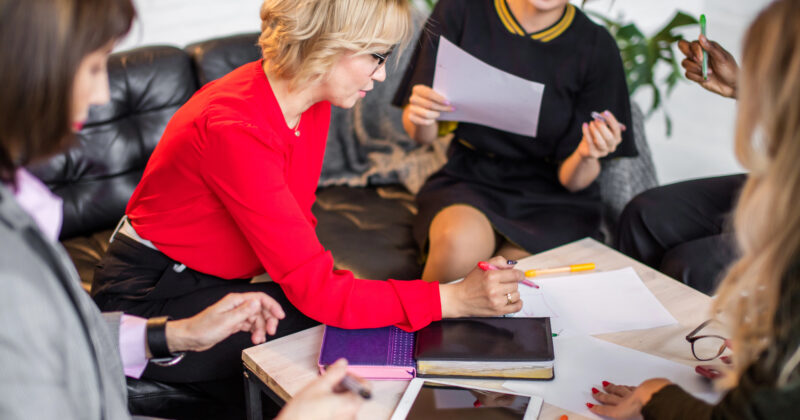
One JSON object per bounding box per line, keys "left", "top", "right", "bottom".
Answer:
{"left": 406, "top": 383, "right": 530, "bottom": 419}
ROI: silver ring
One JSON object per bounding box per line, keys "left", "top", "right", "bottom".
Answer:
{"left": 506, "top": 293, "right": 513, "bottom": 305}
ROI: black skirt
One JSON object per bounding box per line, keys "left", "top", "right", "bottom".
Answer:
{"left": 413, "top": 140, "right": 604, "bottom": 256}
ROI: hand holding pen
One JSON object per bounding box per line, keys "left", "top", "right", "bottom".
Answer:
{"left": 339, "top": 373, "right": 371, "bottom": 400}
{"left": 275, "top": 359, "right": 366, "bottom": 420}
{"left": 440, "top": 256, "right": 523, "bottom": 318}
{"left": 577, "top": 110, "right": 625, "bottom": 160}
{"left": 677, "top": 19, "right": 739, "bottom": 98}
{"left": 478, "top": 261, "right": 538, "bottom": 288}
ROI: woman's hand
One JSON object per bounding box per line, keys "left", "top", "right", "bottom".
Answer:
{"left": 677, "top": 35, "right": 738, "bottom": 98}
{"left": 559, "top": 110, "right": 624, "bottom": 192}
{"left": 406, "top": 84, "right": 453, "bottom": 126}
{"left": 276, "top": 359, "right": 366, "bottom": 420}
{"left": 576, "top": 111, "right": 624, "bottom": 160}
{"left": 166, "top": 292, "right": 286, "bottom": 353}
{"left": 402, "top": 84, "right": 453, "bottom": 144}
{"left": 587, "top": 378, "right": 672, "bottom": 419}
{"left": 440, "top": 256, "right": 523, "bottom": 318}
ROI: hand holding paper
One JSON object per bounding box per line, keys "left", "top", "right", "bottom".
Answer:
{"left": 432, "top": 36, "right": 545, "bottom": 137}
{"left": 406, "top": 84, "right": 454, "bottom": 127}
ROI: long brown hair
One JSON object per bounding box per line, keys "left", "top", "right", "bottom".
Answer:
{"left": 0, "top": 0, "right": 135, "bottom": 184}
{"left": 714, "top": 0, "right": 800, "bottom": 387}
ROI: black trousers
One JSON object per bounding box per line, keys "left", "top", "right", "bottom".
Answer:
{"left": 92, "top": 235, "right": 318, "bottom": 413}
{"left": 615, "top": 174, "right": 747, "bottom": 294}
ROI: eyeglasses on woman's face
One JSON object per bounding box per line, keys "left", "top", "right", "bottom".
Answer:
{"left": 369, "top": 48, "right": 394, "bottom": 76}
{"left": 685, "top": 319, "right": 729, "bottom": 361}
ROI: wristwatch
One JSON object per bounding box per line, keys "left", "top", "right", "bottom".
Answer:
{"left": 145, "top": 316, "right": 186, "bottom": 367}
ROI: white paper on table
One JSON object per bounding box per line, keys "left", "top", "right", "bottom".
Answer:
{"left": 512, "top": 267, "right": 678, "bottom": 336}
{"left": 432, "top": 36, "right": 545, "bottom": 137}
{"left": 502, "top": 335, "right": 722, "bottom": 419}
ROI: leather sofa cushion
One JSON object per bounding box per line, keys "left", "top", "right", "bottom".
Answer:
{"left": 314, "top": 185, "right": 422, "bottom": 280}
{"left": 28, "top": 46, "right": 197, "bottom": 239}
{"left": 62, "top": 229, "right": 114, "bottom": 292}
{"left": 185, "top": 33, "right": 262, "bottom": 86}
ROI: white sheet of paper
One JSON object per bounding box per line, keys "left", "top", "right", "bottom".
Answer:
{"left": 432, "top": 37, "right": 545, "bottom": 137}
{"left": 512, "top": 267, "right": 677, "bottom": 336}
{"left": 502, "top": 336, "right": 721, "bottom": 419}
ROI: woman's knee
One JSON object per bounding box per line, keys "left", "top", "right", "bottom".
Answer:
{"left": 428, "top": 205, "right": 495, "bottom": 255}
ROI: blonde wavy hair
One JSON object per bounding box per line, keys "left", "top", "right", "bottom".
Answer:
{"left": 259, "top": 0, "right": 412, "bottom": 89}
{"left": 713, "top": 0, "right": 800, "bottom": 388}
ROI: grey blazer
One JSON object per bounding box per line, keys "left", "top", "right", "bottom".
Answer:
{"left": 0, "top": 184, "right": 130, "bottom": 419}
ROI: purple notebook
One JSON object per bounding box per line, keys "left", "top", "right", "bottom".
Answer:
{"left": 318, "top": 325, "right": 416, "bottom": 379}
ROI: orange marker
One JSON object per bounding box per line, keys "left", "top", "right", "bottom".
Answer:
{"left": 560, "top": 415, "right": 569, "bottom": 420}
{"left": 524, "top": 263, "right": 596, "bottom": 278}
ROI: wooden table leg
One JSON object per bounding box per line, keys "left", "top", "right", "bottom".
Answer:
{"left": 244, "top": 365, "right": 286, "bottom": 420}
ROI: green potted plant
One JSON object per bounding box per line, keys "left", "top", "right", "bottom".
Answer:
{"left": 587, "top": 10, "right": 698, "bottom": 135}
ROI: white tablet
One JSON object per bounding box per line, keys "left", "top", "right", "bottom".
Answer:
{"left": 390, "top": 378, "right": 543, "bottom": 420}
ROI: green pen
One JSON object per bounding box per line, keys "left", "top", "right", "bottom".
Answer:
{"left": 700, "top": 14, "right": 708, "bottom": 80}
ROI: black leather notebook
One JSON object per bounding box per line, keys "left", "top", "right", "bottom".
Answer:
{"left": 414, "top": 317, "right": 554, "bottom": 380}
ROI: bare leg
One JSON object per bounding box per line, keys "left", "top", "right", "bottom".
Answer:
{"left": 422, "top": 205, "right": 496, "bottom": 283}
{"left": 495, "top": 240, "right": 531, "bottom": 261}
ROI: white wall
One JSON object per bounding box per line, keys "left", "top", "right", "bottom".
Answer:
{"left": 116, "top": 0, "right": 263, "bottom": 51}
{"left": 117, "top": 0, "right": 771, "bottom": 185}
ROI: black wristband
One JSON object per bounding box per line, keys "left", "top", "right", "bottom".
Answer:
{"left": 145, "top": 316, "right": 173, "bottom": 359}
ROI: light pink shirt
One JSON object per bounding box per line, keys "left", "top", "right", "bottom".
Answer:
{"left": 12, "top": 168, "right": 148, "bottom": 378}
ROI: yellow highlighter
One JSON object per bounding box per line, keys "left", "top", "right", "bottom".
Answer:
{"left": 525, "top": 263, "right": 596, "bottom": 277}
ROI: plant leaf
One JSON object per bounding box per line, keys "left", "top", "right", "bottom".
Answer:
{"left": 653, "top": 12, "right": 699, "bottom": 41}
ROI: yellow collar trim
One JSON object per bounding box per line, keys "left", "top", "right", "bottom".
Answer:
{"left": 495, "top": 0, "right": 525, "bottom": 36}
{"left": 495, "top": 1, "right": 575, "bottom": 42}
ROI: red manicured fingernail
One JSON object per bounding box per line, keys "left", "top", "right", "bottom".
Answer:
{"left": 602, "top": 381, "right": 610, "bottom": 387}
{"left": 586, "top": 403, "right": 594, "bottom": 408}
{"left": 591, "top": 387, "right": 599, "bottom": 394}
{"left": 473, "top": 399, "right": 482, "bottom": 408}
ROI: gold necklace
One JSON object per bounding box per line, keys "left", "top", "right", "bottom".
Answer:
{"left": 291, "top": 115, "right": 301, "bottom": 137}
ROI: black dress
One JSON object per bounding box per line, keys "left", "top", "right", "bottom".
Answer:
{"left": 393, "top": 0, "right": 637, "bottom": 255}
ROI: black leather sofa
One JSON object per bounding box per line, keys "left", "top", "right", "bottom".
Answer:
{"left": 27, "top": 30, "right": 656, "bottom": 418}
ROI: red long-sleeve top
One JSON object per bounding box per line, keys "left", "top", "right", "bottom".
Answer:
{"left": 126, "top": 61, "right": 441, "bottom": 331}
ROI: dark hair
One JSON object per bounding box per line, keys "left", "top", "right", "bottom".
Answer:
{"left": 0, "top": 0, "right": 136, "bottom": 184}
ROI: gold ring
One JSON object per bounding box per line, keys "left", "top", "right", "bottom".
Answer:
{"left": 506, "top": 293, "right": 513, "bottom": 305}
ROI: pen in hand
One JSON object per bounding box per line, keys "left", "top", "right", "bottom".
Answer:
{"left": 590, "top": 111, "right": 627, "bottom": 131}
{"left": 478, "top": 261, "right": 538, "bottom": 288}
{"left": 339, "top": 373, "right": 371, "bottom": 400}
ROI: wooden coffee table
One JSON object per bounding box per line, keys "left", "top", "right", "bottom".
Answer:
{"left": 242, "top": 238, "right": 712, "bottom": 419}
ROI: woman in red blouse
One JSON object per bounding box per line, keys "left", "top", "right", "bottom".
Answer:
{"left": 92, "top": 0, "right": 524, "bottom": 407}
